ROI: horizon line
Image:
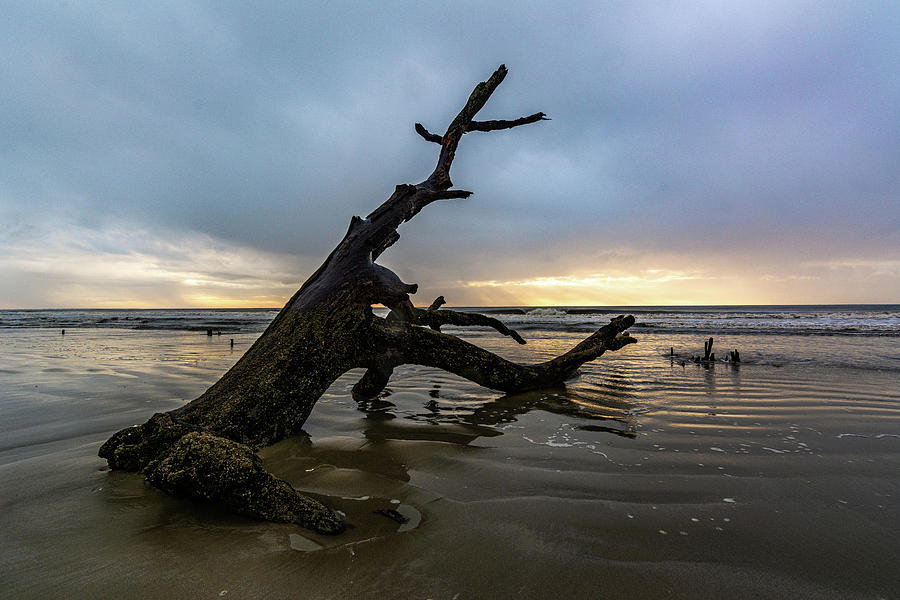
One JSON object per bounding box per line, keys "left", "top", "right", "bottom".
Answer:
{"left": 3, "top": 302, "right": 898, "bottom": 311}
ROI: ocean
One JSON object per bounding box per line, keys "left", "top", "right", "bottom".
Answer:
{"left": 1, "top": 305, "right": 898, "bottom": 598}
{"left": 5, "top": 304, "right": 898, "bottom": 338}
{"left": 3, "top": 304, "right": 898, "bottom": 369}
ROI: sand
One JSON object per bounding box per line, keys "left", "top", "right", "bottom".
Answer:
{"left": 1, "top": 327, "right": 898, "bottom": 599}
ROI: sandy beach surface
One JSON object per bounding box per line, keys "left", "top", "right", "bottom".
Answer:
{"left": 2, "top": 317, "right": 899, "bottom": 599}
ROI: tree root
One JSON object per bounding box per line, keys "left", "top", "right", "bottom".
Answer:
{"left": 99, "top": 413, "right": 344, "bottom": 534}
{"left": 144, "top": 432, "right": 344, "bottom": 533}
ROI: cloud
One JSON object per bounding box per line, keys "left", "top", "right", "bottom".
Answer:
{"left": 1, "top": 1, "right": 898, "bottom": 306}
{"left": 0, "top": 221, "right": 311, "bottom": 308}
{"left": 466, "top": 271, "right": 701, "bottom": 288}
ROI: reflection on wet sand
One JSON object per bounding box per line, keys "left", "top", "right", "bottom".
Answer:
{"left": 357, "top": 377, "right": 639, "bottom": 443}
{"left": 250, "top": 378, "right": 646, "bottom": 551}
{"left": 4, "top": 327, "right": 899, "bottom": 599}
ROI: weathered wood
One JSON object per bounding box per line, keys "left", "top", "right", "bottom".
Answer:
{"left": 99, "top": 65, "right": 637, "bottom": 533}
{"left": 412, "top": 306, "right": 528, "bottom": 344}
{"left": 426, "top": 296, "right": 446, "bottom": 311}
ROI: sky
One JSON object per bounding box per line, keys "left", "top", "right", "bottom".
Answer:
{"left": 1, "top": 1, "right": 898, "bottom": 308}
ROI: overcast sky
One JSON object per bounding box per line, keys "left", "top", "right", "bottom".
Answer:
{"left": 1, "top": 1, "right": 898, "bottom": 308}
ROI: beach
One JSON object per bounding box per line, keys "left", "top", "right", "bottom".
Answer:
{"left": 1, "top": 307, "right": 899, "bottom": 599}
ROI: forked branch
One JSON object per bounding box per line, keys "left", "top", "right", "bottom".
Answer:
{"left": 373, "top": 315, "right": 636, "bottom": 394}
{"left": 305, "top": 63, "right": 549, "bottom": 310}
{"left": 420, "top": 64, "right": 547, "bottom": 189}
{"left": 412, "top": 306, "right": 527, "bottom": 344}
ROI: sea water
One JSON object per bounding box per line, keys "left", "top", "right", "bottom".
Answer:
{"left": 1, "top": 305, "right": 898, "bottom": 599}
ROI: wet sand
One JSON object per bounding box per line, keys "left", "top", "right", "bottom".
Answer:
{"left": 1, "top": 328, "right": 899, "bottom": 598}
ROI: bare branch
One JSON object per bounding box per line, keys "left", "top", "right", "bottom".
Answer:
{"left": 373, "top": 315, "right": 635, "bottom": 394}
{"left": 539, "top": 316, "right": 636, "bottom": 377}
{"left": 415, "top": 123, "right": 443, "bottom": 144}
{"left": 352, "top": 358, "right": 395, "bottom": 401}
{"left": 353, "top": 313, "right": 633, "bottom": 400}
{"left": 427, "top": 296, "right": 446, "bottom": 311}
{"left": 412, "top": 307, "right": 527, "bottom": 344}
{"left": 362, "top": 186, "right": 472, "bottom": 261}
{"left": 418, "top": 188, "right": 473, "bottom": 200}
{"left": 468, "top": 112, "right": 549, "bottom": 133}
{"left": 329, "top": 66, "right": 541, "bottom": 271}
{"left": 427, "top": 64, "right": 511, "bottom": 188}
{"left": 422, "top": 65, "right": 547, "bottom": 190}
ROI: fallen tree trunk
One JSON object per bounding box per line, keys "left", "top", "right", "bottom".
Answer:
{"left": 99, "top": 65, "right": 636, "bottom": 533}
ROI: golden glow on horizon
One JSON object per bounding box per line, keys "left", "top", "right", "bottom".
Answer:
{"left": 0, "top": 224, "right": 304, "bottom": 309}
{"left": 452, "top": 269, "right": 722, "bottom": 306}
{"left": 2, "top": 224, "right": 897, "bottom": 308}
{"left": 181, "top": 294, "right": 288, "bottom": 308}
{"left": 466, "top": 270, "right": 699, "bottom": 288}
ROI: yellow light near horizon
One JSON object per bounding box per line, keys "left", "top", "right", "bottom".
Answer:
{"left": 181, "top": 294, "right": 288, "bottom": 309}
{"left": 453, "top": 270, "right": 730, "bottom": 306}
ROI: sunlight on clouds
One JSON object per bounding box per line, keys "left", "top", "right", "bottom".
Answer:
{"left": 467, "top": 271, "right": 699, "bottom": 288}
{"left": 441, "top": 256, "right": 900, "bottom": 306}
{"left": 0, "top": 222, "right": 308, "bottom": 308}
{"left": 181, "top": 294, "right": 286, "bottom": 308}
{"left": 460, "top": 270, "right": 710, "bottom": 305}
{"left": 758, "top": 274, "right": 819, "bottom": 283}
{"left": 813, "top": 259, "right": 900, "bottom": 275}
{"left": 2, "top": 222, "right": 898, "bottom": 308}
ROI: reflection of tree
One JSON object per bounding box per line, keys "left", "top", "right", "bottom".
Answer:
{"left": 356, "top": 380, "right": 639, "bottom": 443}
{"left": 354, "top": 396, "right": 397, "bottom": 420}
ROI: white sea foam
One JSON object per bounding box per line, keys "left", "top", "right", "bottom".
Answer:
{"left": 524, "top": 307, "right": 567, "bottom": 317}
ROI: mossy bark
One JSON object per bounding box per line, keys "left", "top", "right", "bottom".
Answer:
{"left": 99, "top": 65, "right": 637, "bottom": 533}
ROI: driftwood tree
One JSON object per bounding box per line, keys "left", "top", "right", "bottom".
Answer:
{"left": 99, "top": 65, "right": 636, "bottom": 534}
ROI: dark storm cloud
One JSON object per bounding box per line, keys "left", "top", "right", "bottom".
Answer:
{"left": 1, "top": 1, "right": 898, "bottom": 306}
